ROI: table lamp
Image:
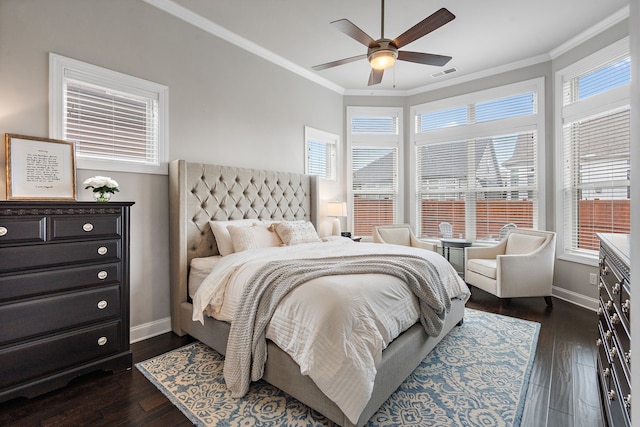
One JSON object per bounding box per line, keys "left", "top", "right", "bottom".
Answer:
{"left": 327, "top": 201, "right": 347, "bottom": 236}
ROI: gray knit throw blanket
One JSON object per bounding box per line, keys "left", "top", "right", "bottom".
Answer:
{"left": 223, "top": 254, "right": 451, "bottom": 398}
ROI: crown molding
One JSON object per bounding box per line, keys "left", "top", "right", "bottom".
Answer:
{"left": 144, "top": 0, "right": 628, "bottom": 98}
{"left": 142, "top": 0, "right": 345, "bottom": 95}
{"left": 549, "top": 6, "right": 630, "bottom": 59}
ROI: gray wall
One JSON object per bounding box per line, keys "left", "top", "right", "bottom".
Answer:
{"left": 0, "top": 0, "right": 344, "bottom": 339}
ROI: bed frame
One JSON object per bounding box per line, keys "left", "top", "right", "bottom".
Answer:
{"left": 168, "top": 159, "right": 465, "bottom": 427}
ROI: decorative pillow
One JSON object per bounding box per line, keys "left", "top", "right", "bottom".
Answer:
{"left": 228, "top": 223, "right": 283, "bottom": 253}
{"left": 274, "top": 221, "right": 321, "bottom": 245}
{"left": 209, "top": 219, "right": 257, "bottom": 256}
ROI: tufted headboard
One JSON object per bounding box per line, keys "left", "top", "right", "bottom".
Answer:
{"left": 168, "top": 160, "right": 319, "bottom": 333}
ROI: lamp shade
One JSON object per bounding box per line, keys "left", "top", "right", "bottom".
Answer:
{"left": 327, "top": 201, "right": 347, "bottom": 217}
{"left": 369, "top": 50, "right": 396, "bottom": 70}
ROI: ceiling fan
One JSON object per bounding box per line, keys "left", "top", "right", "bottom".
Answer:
{"left": 312, "top": 0, "right": 455, "bottom": 86}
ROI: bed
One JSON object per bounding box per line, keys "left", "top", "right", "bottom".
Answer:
{"left": 168, "top": 160, "right": 470, "bottom": 427}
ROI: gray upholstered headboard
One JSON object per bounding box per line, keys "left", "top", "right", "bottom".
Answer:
{"left": 168, "top": 160, "right": 319, "bottom": 332}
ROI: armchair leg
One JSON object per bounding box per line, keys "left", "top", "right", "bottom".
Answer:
{"left": 544, "top": 296, "right": 553, "bottom": 307}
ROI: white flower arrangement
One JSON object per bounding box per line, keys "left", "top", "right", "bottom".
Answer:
{"left": 84, "top": 176, "right": 120, "bottom": 196}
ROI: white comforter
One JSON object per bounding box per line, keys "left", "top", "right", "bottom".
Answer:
{"left": 192, "top": 238, "right": 470, "bottom": 424}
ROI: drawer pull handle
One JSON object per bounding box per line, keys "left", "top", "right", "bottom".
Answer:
{"left": 97, "top": 336, "right": 108, "bottom": 346}
{"left": 97, "top": 300, "right": 108, "bottom": 309}
{"left": 0, "top": 226, "right": 7, "bottom": 237}
{"left": 97, "top": 246, "right": 108, "bottom": 255}
{"left": 83, "top": 223, "right": 94, "bottom": 232}
{"left": 625, "top": 394, "right": 631, "bottom": 409}
{"left": 622, "top": 299, "right": 630, "bottom": 313}
{"left": 604, "top": 367, "right": 611, "bottom": 377}
{"left": 97, "top": 270, "right": 108, "bottom": 280}
{"left": 610, "top": 313, "right": 620, "bottom": 325}
{"left": 609, "top": 389, "right": 617, "bottom": 401}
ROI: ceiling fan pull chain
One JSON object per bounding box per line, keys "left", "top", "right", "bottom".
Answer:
{"left": 393, "top": 65, "right": 396, "bottom": 88}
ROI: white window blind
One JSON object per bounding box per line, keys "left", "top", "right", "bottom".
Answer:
{"left": 49, "top": 53, "right": 168, "bottom": 174}
{"left": 416, "top": 133, "right": 537, "bottom": 239}
{"left": 559, "top": 40, "right": 630, "bottom": 258}
{"left": 65, "top": 80, "right": 159, "bottom": 165}
{"left": 412, "top": 79, "right": 542, "bottom": 240}
{"left": 304, "top": 126, "right": 338, "bottom": 180}
{"left": 352, "top": 147, "right": 399, "bottom": 236}
{"left": 348, "top": 108, "right": 402, "bottom": 237}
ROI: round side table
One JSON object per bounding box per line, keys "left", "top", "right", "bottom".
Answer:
{"left": 440, "top": 238, "right": 472, "bottom": 278}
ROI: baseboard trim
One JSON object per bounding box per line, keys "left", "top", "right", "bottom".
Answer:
{"left": 552, "top": 286, "right": 598, "bottom": 312}
{"left": 130, "top": 317, "right": 173, "bottom": 343}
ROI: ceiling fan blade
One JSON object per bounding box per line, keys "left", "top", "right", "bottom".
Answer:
{"left": 331, "top": 19, "right": 380, "bottom": 48}
{"left": 312, "top": 54, "right": 367, "bottom": 71}
{"left": 397, "top": 51, "right": 452, "bottom": 67}
{"left": 392, "top": 8, "right": 455, "bottom": 49}
{"left": 368, "top": 68, "right": 384, "bottom": 86}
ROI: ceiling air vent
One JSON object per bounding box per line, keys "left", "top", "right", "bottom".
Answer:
{"left": 432, "top": 67, "right": 458, "bottom": 78}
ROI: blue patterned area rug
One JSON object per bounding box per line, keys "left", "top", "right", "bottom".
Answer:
{"left": 136, "top": 309, "right": 539, "bottom": 427}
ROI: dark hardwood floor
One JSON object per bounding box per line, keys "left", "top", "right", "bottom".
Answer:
{"left": 0, "top": 288, "right": 603, "bottom": 427}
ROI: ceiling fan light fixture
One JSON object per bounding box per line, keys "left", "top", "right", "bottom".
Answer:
{"left": 368, "top": 49, "right": 397, "bottom": 70}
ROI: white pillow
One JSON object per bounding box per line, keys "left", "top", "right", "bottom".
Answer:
{"left": 209, "top": 219, "right": 257, "bottom": 256}
{"left": 274, "top": 221, "right": 321, "bottom": 245}
{"left": 228, "top": 223, "right": 283, "bottom": 252}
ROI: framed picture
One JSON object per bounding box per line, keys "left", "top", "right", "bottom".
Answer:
{"left": 5, "top": 134, "right": 77, "bottom": 200}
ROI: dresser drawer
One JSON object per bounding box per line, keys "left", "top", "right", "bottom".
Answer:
{"left": 0, "top": 285, "right": 121, "bottom": 344}
{"left": 50, "top": 215, "right": 122, "bottom": 240}
{"left": 0, "top": 216, "right": 46, "bottom": 245}
{"left": 0, "top": 263, "right": 121, "bottom": 302}
{"left": 0, "top": 321, "right": 122, "bottom": 389}
{"left": 0, "top": 240, "right": 121, "bottom": 272}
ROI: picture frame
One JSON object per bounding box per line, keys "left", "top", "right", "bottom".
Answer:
{"left": 5, "top": 134, "right": 77, "bottom": 200}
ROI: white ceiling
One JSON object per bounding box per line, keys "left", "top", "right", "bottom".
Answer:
{"left": 150, "top": 0, "right": 629, "bottom": 95}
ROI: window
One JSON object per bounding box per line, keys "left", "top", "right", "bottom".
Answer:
{"left": 347, "top": 107, "right": 403, "bottom": 237}
{"left": 304, "top": 126, "right": 338, "bottom": 180}
{"left": 556, "top": 38, "right": 630, "bottom": 263}
{"left": 411, "top": 79, "right": 544, "bottom": 241}
{"left": 49, "top": 53, "right": 168, "bottom": 174}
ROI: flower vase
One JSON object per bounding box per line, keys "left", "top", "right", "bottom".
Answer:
{"left": 93, "top": 191, "right": 112, "bottom": 202}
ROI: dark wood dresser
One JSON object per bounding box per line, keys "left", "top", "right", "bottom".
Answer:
{"left": 0, "top": 201, "right": 134, "bottom": 402}
{"left": 596, "top": 233, "right": 631, "bottom": 427}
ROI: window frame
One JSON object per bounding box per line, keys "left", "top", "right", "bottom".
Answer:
{"left": 304, "top": 126, "right": 338, "bottom": 181}
{"left": 49, "top": 53, "right": 169, "bottom": 175}
{"left": 409, "top": 78, "right": 546, "bottom": 242}
{"left": 554, "top": 37, "right": 630, "bottom": 266}
{"left": 347, "top": 106, "right": 404, "bottom": 238}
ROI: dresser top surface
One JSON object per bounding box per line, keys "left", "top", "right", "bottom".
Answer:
{"left": 597, "top": 233, "right": 630, "bottom": 268}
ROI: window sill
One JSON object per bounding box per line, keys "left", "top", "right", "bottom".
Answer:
{"left": 557, "top": 252, "right": 599, "bottom": 267}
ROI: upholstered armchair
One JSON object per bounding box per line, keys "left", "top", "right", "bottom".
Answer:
{"left": 373, "top": 224, "right": 437, "bottom": 252}
{"left": 464, "top": 228, "right": 556, "bottom": 306}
